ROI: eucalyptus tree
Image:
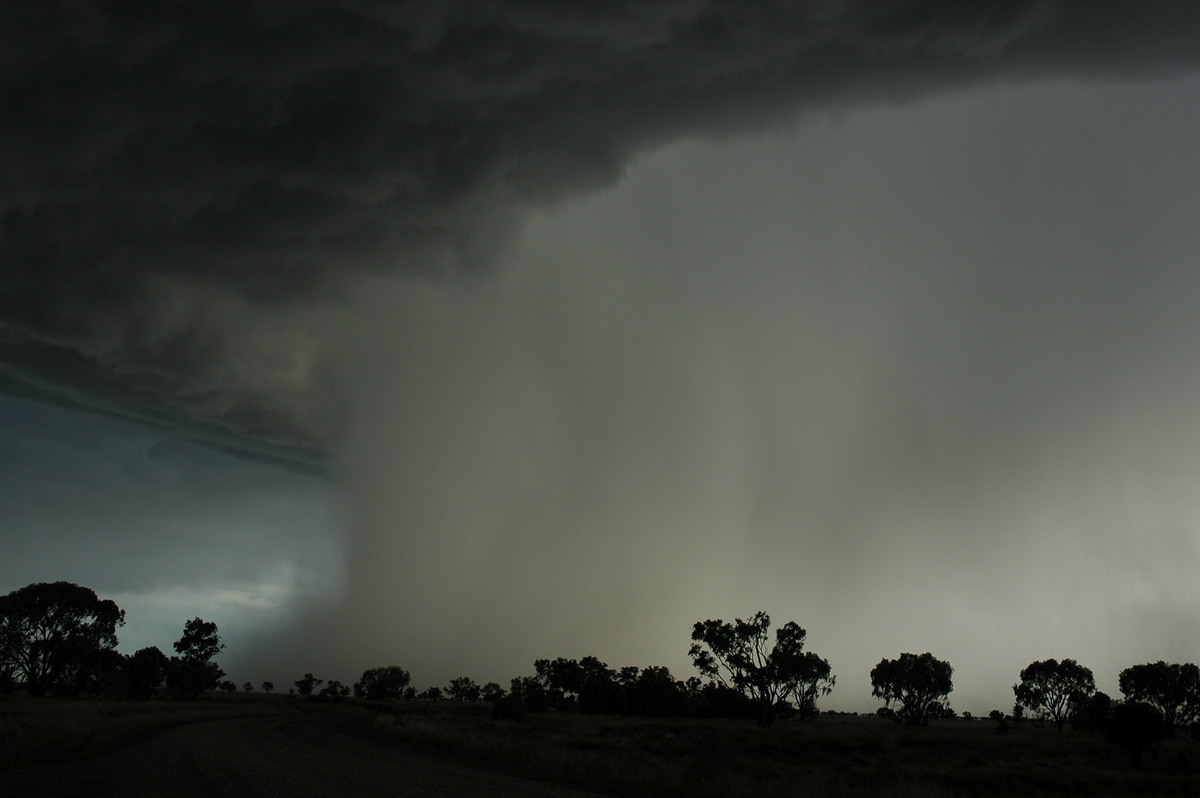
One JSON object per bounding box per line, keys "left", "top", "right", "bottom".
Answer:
{"left": 870, "top": 652, "right": 953, "bottom": 725}
{"left": 689, "top": 611, "right": 834, "bottom": 726}
{"left": 1118, "top": 661, "right": 1200, "bottom": 734}
{"left": 0, "top": 581, "right": 124, "bottom": 697}
{"left": 1013, "top": 658, "right": 1095, "bottom": 731}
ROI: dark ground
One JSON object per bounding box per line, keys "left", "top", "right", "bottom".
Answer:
{"left": 4, "top": 710, "right": 609, "bottom": 797}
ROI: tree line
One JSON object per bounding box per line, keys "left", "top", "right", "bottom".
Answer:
{"left": 3, "top": 582, "right": 1198, "bottom": 756}
{"left": 0, "top": 582, "right": 225, "bottom": 699}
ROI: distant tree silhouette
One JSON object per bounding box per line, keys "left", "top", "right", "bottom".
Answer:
{"left": 630, "top": 666, "right": 689, "bottom": 717}
{"left": 480, "top": 681, "right": 505, "bottom": 703}
{"left": 71, "top": 647, "right": 125, "bottom": 696}
{"left": 616, "top": 665, "right": 640, "bottom": 686}
{"left": 574, "top": 663, "right": 691, "bottom": 717}
{"left": 578, "top": 673, "right": 628, "bottom": 715}
{"left": 1071, "top": 690, "right": 1113, "bottom": 732}
{"left": 243, "top": 681, "right": 253, "bottom": 692}
{"left": 167, "top": 618, "right": 225, "bottom": 698}
{"left": 1013, "top": 658, "right": 1095, "bottom": 731}
{"left": 532, "top": 656, "right": 619, "bottom": 710}
{"left": 870, "top": 652, "right": 953, "bottom": 726}
{"left": 418, "top": 685, "right": 443, "bottom": 701}
{"left": 295, "top": 672, "right": 322, "bottom": 697}
{"left": 174, "top": 617, "right": 224, "bottom": 663}
{"left": 509, "top": 676, "right": 548, "bottom": 712}
{"left": 1106, "top": 701, "right": 1168, "bottom": 767}
{"left": 690, "top": 681, "right": 757, "bottom": 720}
{"left": 220, "top": 680, "right": 237, "bottom": 692}
{"left": 1117, "top": 661, "right": 1200, "bottom": 734}
{"left": 353, "top": 666, "right": 410, "bottom": 700}
{"left": 689, "top": 612, "right": 834, "bottom": 726}
{"left": 447, "top": 676, "right": 481, "bottom": 702}
{"left": 0, "top": 581, "right": 125, "bottom": 697}
{"left": 927, "top": 702, "right": 957, "bottom": 719}
{"left": 262, "top": 681, "right": 274, "bottom": 694}
{"left": 123, "top": 646, "right": 169, "bottom": 700}
{"left": 534, "top": 658, "right": 585, "bottom": 706}
{"left": 319, "top": 680, "right": 350, "bottom": 699}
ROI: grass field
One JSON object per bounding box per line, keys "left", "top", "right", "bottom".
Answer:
{"left": 5, "top": 695, "right": 1199, "bottom": 796}
{"left": 0, "top": 692, "right": 353, "bottom": 769}
{"left": 366, "top": 703, "right": 1200, "bottom": 797}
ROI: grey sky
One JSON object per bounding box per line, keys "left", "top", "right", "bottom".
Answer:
{"left": 3, "top": 2, "right": 1200, "bottom": 711}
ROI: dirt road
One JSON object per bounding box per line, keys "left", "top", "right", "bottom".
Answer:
{"left": 4, "top": 710, "right": 610, "bottom": 797}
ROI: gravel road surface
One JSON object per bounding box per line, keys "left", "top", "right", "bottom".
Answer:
{"left": 5, "top": 711, "right": 611, "bottom": 797}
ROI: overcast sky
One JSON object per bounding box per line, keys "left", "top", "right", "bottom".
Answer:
{"left": 3, "top": 1, "right": 1200, "bottom": 712}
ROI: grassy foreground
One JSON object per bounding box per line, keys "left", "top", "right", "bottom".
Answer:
{"left": 0, "top": 692, "right": 352, "bottom": 768}
{"left": 5, "top": 696, "right": 1199, "bottom": 796}
{"left": 366, "top": 703, "right": 1200, "bottom": 798}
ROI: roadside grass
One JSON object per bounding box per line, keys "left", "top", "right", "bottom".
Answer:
{"left": 0, "top": 692, "right": 355, "bottom": 769}
{"left": 367, "top": 705, "right": 1200, "bottom": 798}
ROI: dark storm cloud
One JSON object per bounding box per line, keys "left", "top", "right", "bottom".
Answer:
{"left": 4, "top": 0, "right": 1200, "bottom": 450}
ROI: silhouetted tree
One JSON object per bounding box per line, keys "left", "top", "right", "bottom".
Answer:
{"left": 1118, "top": 661, "right": 1200, "bottom": 734}
{"left": 480, "top": 681, "right": 505, "bottom": 703}
{"left": 0, "top": 581, "right": 125, "bottom": 697}
{"left": 510, "top": 676, "right": 548, "bottom": 712}
{"left": 353, "top": 666, "right": 411, "bottom": 700}
{"left": 123, "top": 646, "right": 169, "bottom": 700}
{"left": 262, "top": 681, "right": 274, "bottom": 694}
{"left": 174, "top": 617, "right": 224, "bottom": 663}
{"left": 295, "top": 672, "right": 322, "bottom": 697}
{"left": 1106, "top": 701, "right": 1168, "bottom": 767}
{"left": 447, "top": 676, "right": 481, "bottom": 702}
{"left": 1071, "top": 690, "right": 1113, "bottom": 732}
{"left": 534, "top": 658, "right": 587, "bottom": 706}
{"left": 775, "top": 647, "right": 836, "bottom": 720}
{"left": 532, "top": 656, "right": 619, "bottom": 710}
{"left": 927, "top": 702, "right": 957, "bottom": 719}
{"left": 694, "top": 681, "right": 758, "bottom": 720}
{"left": 1013, "top": 658, "right": 1095, "bottom": 731}
{"left": 167, "top": 618, "right": 225, "bottom": 698}
{"left": 418, "top": 686, "right": 442, "bottom": 701}
{"left": 579, "top": 656, "right": 613, "bottom": 685}
{"left": 220, "top": 680, "right": 237, "bottom": 692}
{"left": 689, "top": 612, "right": 835, "bottom": 726}
{"left": 870, "top": 652, "right": 953, "bottom": 725}
{"left": 319, "top": 680, "right": 350, "bottom": 699}
{"left": 630, "top": 666, "right": 689, "bottom": 717}
{"left": 243, "top": 681, "right": 253, "bottom": 692}
{"left": 68, "top": 647, "right": 126, "bottom": 696}
{"left": 579, "top": 673, "right": 629, "bottom": 715}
